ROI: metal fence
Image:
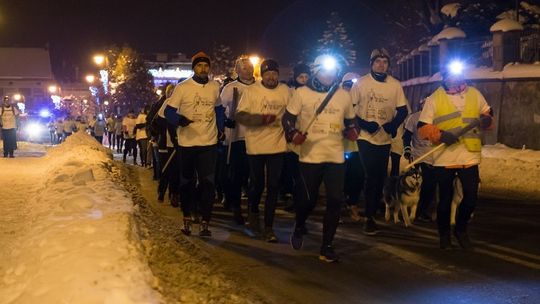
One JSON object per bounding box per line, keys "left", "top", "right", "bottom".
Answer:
{"left": 520, "top": 28, "right": 540, "bottom": 63}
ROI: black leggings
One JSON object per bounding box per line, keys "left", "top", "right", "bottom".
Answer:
{"left": 357, "top": 140, "right": 391, "bottom": 219}
{"left": 224, "top": 141, "right": 250, "bottom": 211}
{"left": 247, "top": 153, "right": 284, "bottom": 227}
{"left": 178, "top": 145, "right": 217, "bottom": 222}
{"left": 434, "top": 165, "right": 480, "bottom": 235}
{"left": 123, "top": 138, "right": 137, "bottom": 163}
{"left": 296, "top": 162, "right": 345, "bottom": 248}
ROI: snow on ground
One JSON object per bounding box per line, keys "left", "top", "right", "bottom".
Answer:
{"left": 480, "top": 144, "right": 540, "bottom": 201}
{"left": 0, "top": 132, "right": 162, "bottom": 303}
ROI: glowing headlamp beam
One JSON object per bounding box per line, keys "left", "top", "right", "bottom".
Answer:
{"left": 322, "top": 56, "right": 337, "bottom": 71}
{"left": 448, "top": 60, "right": 464, "bottom": 75}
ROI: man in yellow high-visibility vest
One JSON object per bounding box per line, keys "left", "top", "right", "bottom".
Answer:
{"left": 418, "top": 61, "right": 493, "bottom": 250}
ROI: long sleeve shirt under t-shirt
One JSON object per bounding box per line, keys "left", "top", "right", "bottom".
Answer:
{"left": 167, "top": 78, "right": 221, "bottom": 147}
{"left": 350, "top": 73, "right": 407, "bottom": 145}
{"left": 286, "top": 86, "right": 355, "bottom": 164}
{"left": 236, "top": 81, "right": 289, "bottom": 155}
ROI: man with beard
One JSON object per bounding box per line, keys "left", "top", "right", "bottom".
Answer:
{"left": 165, "top": 51, "right": 224, "bottom": 237}
{"left": 236, "top": 59, "right": 289, "bottom": 242}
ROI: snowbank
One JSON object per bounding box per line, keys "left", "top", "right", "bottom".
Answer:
{"left": 480, "top": 144, "right": 540, "bottom": 201}
{"left": 441, "top": 3, "right": 461, "bottom": 18}
{"left": 0, "top": 132, "right": 162, "bottom": 303}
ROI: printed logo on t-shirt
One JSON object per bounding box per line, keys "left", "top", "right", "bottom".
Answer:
{"left": 192, "top": 93, "right": 215, "bottom": 123}
{"left": 366, "top": 88, "right": 390, "bottom": 121}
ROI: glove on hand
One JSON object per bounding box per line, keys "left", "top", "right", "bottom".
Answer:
{"left": 178, "top": 115, "right": 194, "bottom": 127}
{"left": 291, "top": 131, "right": 307, "bottom": 145}
{"left": 403, "top": 146, "right": 412, "bottom": 161}
{"left": 224, "top": 118, "right": 236, "bottom": 129}
{"left": 357, "top": 118, "right": 379, "bottom": 134}
{"left": 261, "top": 114, "right": 276, "bottom": 125}
{"left": 343, "top": 127, "right": 359, "bottom": 141}
{"left": 218, "top": 130, "right": 226, "bottom": 142}
{"left": 382, "top": 122, "right": 398, "bottom": 138}
{"left": 479, "top": 114, "right": 492, "bottom": 129}
{"left": 440, "top": 131, "right": 459, "bottom": 145}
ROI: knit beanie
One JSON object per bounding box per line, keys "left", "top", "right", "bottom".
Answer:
{"left": 260, "top": 59, "right": 279, "bottom": 76}
{"left": 370, "top": 48, "right": 390, "bottom": 66}
{"left": 192, "top": 51, "right": 211, "bottom": 69}
{"left": 293, "top": 63, "right": 311, "bottom": 78}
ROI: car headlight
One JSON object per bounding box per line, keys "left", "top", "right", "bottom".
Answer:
{"left": 26, "top": 123, "right": 43, "bottom": 137}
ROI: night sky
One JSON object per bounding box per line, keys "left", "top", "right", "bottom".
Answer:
{"left": 0, "top": 0, "right": 409, "bottom": 78}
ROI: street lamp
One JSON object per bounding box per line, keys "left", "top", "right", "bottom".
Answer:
{"left": 85, "top": 75, "right": 95, "bottom": 83}
{"left": 48, "top": 85, "right": 58, "bottom": 94}
{"left": 94, "top": 54, "right": 105, "bottom": 66}
{"left": 13, "top": 94, "right": 22, "bottom": 101}
{"left": 249, "top": 55, "right": 261, "bottom": 66}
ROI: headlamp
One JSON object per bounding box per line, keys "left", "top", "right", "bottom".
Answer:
{"left": 448, "top": 60, "right": 464, "bottom": 75}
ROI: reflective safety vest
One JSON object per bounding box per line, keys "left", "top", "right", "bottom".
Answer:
{"left": 432, "top": 86, "right": 482, "bottom": 152}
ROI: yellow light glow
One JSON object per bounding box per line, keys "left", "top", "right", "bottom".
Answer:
{"left": 104, "top": 101, "right": 109, "bottom": 106}
{"left": 94, "top": 55, "right": 105, "bottom": 65}
{"left": 249, "top": 56, "right": 260, "bottom": 66}
{"left": 85, "top": 75, "right": 95, "bottom": 83}
{"left": 83, "top": 99, "right": 88, "bottom": 104}
{"left": 48, "top": 85, "right": 58, "bottom": 94}
{"left": 156, "top": 89, "right": 163, "bottom": 96}
{"left": 13, "top": 94, "right": 22, "bottom": 101}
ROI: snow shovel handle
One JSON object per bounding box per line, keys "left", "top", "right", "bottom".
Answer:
{"left": 161, "top": 149, "right": 176, "bottom": 174}
{"left": 404, "top": 119, "right": 480, "bottom": 170}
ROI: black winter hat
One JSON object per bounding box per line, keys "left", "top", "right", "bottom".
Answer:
{"left": 260, "top": 59, "right": 279, "bottom": 76}
{"left": 191, "top": 51, "right": 211, "bottom": 69}
{"left": 293, "top": 63, "right": 311, "bottom": 78}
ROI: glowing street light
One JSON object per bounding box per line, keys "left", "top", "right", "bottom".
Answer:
{"left": 94, "top": 54, "right": 105, "bottom": 66}
{"left": 13, "top": 94, "right": 22, "bottom": 101}
{"left": 104, "top": 100, "right": 109, "bottom": 106}
{"left": 156, "top": 89, "right": 163, "bottom": 96}
{"left": 48, "top": 85, "right": 58, "bottom": 94}
{"left": 249, "top": 55, "right": 261, "bottom": 66}
{"left": 85, "top": 75, "right": 95, "bottom": 83}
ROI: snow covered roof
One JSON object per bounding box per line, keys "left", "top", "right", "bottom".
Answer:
{"left": 401, "top": 63, "right": 540, "bottom": 86}
{"left": 441, "top": 3, "right": 461, "bottom": 18}
{"left": 490, "top": 19, "right": 524, "bottom": 32}
{"left": 418, "top": 44, "right": 430, "bottom": 52}
{"left": 0, "top": 48, "right": 53, "bottom": 80}
{"left": 433, "top": 27, "right": 467, "bottom": 41}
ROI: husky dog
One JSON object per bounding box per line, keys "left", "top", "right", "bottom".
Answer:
{"left": 383, "top": 168, "right": 423, "bottom": 227}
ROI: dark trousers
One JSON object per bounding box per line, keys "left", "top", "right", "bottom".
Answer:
{"left": 108, "top": 132, "right": 115, "bottom": 148}
{"left": 224, "top": 141, "right": 250, "bottom": 212}
{"left": 248, "top": 153, "right": 284, "bottom": 228}
{"left": 137, "top": 138, "right": 149, "bottom": 166}
{"left": 390, "top": 152, "right": 401, "bottom": 176}
{"left": 123, "top": 138, "right": 137, "bottom": 163}
{"left": 159, "top": 148, "right": 179, "bottom": 197}
{"left": 116, "top": 134, "right": 124, "bottom": 152}
{"left": 2, "top": 128, "right": 17, "bottom": 157}
{"left": 179, "top": 145, "right": 217, "bottom": 222}
{"left": 94, "top": 135, "right": 103, "bottom": 144}
{"left": 358, "top": 140, "right": 391, "bottom": 219}
{"left": 215, "top": 144, "right": 226, "bottom": 199}
{"left": 344, "top": 152, "right": 364, "bottom": 205}
{"left": 434, "top": 165, "right": 479, "bottom": 235}
{"left": 417, "top": 162, "right": 437, "bottom": 217}
{"left": 152, "top": 145, "right": 160, "bottom": 179}
{"left": 296, "top": 162, "right": 345, "bottom": 248}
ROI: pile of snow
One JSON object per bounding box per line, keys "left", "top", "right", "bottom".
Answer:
{"left": 0, "top": 132, "right": 162, "bottom": 303}
{"left": 480, "top": 144, "right": 540, "bottom": 200}
{"left": 490, "top": 19, "right": 524, "bottom": 33}
{"left": 432, "top": 26, "right": 467, "bottom": 43}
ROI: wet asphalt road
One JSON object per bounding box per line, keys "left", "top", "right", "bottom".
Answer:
{"left": 131, "top": 161, "right": 540, "bottom": 304}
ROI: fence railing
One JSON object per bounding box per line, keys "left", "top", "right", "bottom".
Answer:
{"left": 520, "top": 28, "right": 540, "bottom": 63}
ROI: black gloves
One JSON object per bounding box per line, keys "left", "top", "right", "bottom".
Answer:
{"left": 357, "top": 118, "right": 379, "bottom": 134}
{"left": 403, "top": 146, "right": 412, "bottom": 161}
{"left": 224, "top": 118, "right": 236, "bottom": 129}
{"left": 440, "top": 131, "right": 459, "bottom": 145}
{"left": 480, "top": 114, "right": 492, "bottom": 129}
{"left": 382, "top": 122, "right": 398, "bottom": 138}
{"left": 178, "top": 115, "right": 193, "bottom": 127}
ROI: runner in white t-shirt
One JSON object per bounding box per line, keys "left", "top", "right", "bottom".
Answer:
{"left": 122, "top": 110, "right": 138, "bottom": 164}
{"left": 235, "top": 59, "right": 288, "bottom": 242}
{"left": 283, "top": 55, "right": 357, "bottom": 263}
{"left": 164, "top": 51, "right": 224, "bottom": 237}
{"left": 350, "top": 48, "right": 408, "bottom": 236}
{"left": 220, "top": 57, "right": 256, "bottom": 225}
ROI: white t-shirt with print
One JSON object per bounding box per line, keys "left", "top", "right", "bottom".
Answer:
{"left": 236, "top": 81, "right": 288, "bottom": 155}
{"left": 1, "top": 106, "right": 18, "bottom": 129}
{"left": 287, "top": 86, "right": 355, "bottom": 164}
{"left": 135, "top": 113, "right": 148, "bottom": 140}
{"left": 221, "top": 80, "right": 254, "bottom": 142}
{"left": 167, "top": 78, "right": 221, "bottom": 147}
{"left": 122, "top": 117, "right": 137, "bottom": 139}
{"left": 419, "top": 87, "right": 490, "bottom": 167}
{"left": 351, "top": 74, "right": 407, "bottom": 145}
